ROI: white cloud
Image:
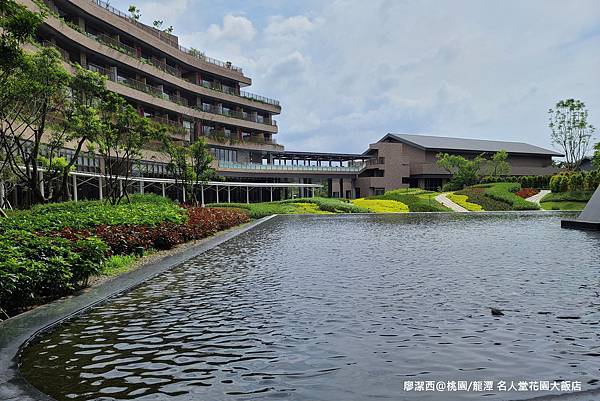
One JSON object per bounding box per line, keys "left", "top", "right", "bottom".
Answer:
{"left": 204, "top": 15, "right": 256, "bottom": 43}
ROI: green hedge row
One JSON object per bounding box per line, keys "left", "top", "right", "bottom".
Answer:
{"left": 368, "top": 190, "right": 449, "bottom": 212}
{"left": 549, "top": 171, "right": 600, "bottom": 193}
{"left": 475, "top": 183, "right": 539, "bottom": 210}
{"left": 479, "top": 175, "right": 552, "bottom": 189}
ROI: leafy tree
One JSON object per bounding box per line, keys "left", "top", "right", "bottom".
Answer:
{"left": 90, "top": 93, "right": 163, "bottom": 204}
{"left": 437, "top": 153, "right": 486, "bottom": 191}
{"left": 549, "top": 99, "right": 596, "bottom": 171}
{"left": 487, "top": 150, "right": 511, "bottom": 177}
{"left": 164, "top": 139, "right": 216, "bottom": 205}
{"left": 592, "top": 142, "right": 600, "bottom": 170}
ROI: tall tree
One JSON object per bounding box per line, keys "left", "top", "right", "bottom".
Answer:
{"left": 487, "top": 150, "right": 511, "bottom": 177}
{"left": 549, "top": 99, "right": 596, "bottom": 171}
{"left": 592, "top": 142, "right": 600, "bottom": 170}
{"left": 164, "top": 139, "right": 216, "bottom": 205}
{"left": 437, "top": 153, "right": 485, "bottom": 191}
{"left": 91, "top": 92, "right": 162, "bottom": 204}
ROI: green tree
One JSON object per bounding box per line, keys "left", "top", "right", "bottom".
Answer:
{"left": 128, "top": 5, "right": 140, "bottom": 20}
{"left": 592, "top": 142, "right": 600, "bottom": 170}
{"left": 91, "top": 93, "right": 163, "bottom": 204}
{"left": 164, "top": 139, "right": 216, "bottom": 205}
{"left": 437, "top": 153, "right": 486, "bottom": 191}
{"left": 549, "top": 99, "right": 596, "bottom": 171}
{"left": 487, "top": 150, "right": 511, "bottom": 177}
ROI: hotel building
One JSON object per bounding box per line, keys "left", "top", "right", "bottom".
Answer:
{"left": 10, "top": 0, "right": 563, "bottom": 206}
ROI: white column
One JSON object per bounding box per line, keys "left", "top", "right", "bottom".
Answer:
{"left": 72, "top": 174, "right": 78, "bottom": 202}
{"left": 39, "top": 171, "right": 44, "bottom": 198}
{"left": 139, "top": 179, "right": 144, "bottom": 194}
{"left": 246, "top": 186, "right": 250, "bottom": 204}
{"left": 161, "top": 182, "right": 166, "bottom": 197}
{"left": 182, "top": 184, "right": 186, "bottom": 203}
{"left": 201, "top": 184, "right": 205, "bottom": 207}
{"left": 270, "top": 187, "right": 273, "bottom": 202}
{"left": 227, "top": 187, "right": 231, "bottom": 203}
{"left": 98, "top": 176, "right": 103, "bottom": 200}
{"left": 216, "top": 185, "right": 219, "bottom": 203}
{"left": 119, "top": 179, "right": 123, "bottom": 197}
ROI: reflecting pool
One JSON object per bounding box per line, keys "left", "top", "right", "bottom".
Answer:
{"left": 19, "top": 213, "right": 600, "bottom": 400}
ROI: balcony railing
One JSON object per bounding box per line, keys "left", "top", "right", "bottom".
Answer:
{"left": 89, "top": 0, "right": 243, "bottom": 73}
{"left": 217, "top": 161, "right": 365, "bottom": 173}
{"left": 55, "top": 18, "right": 279, "bottom": 108}
{"left": 197, "top": 104, "right": 277, "bottom": 126}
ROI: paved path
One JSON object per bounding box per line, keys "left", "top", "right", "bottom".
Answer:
{"left": 435, "top": 193, "right": 469, "bottom": 212}
{"left": 525, "top": 189, "right": 550, "bottom": 204}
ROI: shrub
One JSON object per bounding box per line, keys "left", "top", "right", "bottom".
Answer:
{"left": 368, "top": 189, "right": 449, "bottom": 212}
{"left": 0, "top": 195, "right": 186, "bottom": 233}
{"left": 540, "top": 191, "right": 594, "bottom": 203}
{"left": 447, "top": 193, "right": 483, "bottom": 211}
{"left": 351, "top": 199, "right": 408, "bottom": 213}
{"left": 515, "top": 188, "right": 539, "bottom": 199}
{"left": 0, "top": 230, "right": 108, "bottom": 317}
{"left": 281, "top": 197, "right": 369, "bottom": 213}
{"left": 477, "top": 182, "right": 539, "bottom": 210}
{"left": 454, "top": 187, "right": 513, "bottom": 211}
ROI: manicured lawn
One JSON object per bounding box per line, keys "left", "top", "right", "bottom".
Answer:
{"left": 540, "top": 201, "right": 587, "bottom": 211}
{"left": 540, "top": 191, "right": 593, "bottom": 203}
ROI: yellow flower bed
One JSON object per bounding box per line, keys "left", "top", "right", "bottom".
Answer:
{"left": 447, "top": 193, "right": 483, "bottom": 211}
{"left": 351, "top": 198, "right": 409, "bottom": 213}
{"left": 290, "top": 202, "right": 333, "bottom": 214}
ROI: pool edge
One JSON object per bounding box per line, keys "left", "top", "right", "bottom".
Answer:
{"left": 0, "top": 215, "right": 277, "bottom": 401}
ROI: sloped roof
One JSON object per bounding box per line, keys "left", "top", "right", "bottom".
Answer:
{"left": 380, "top": 133, "right": 563, "bottom": 156}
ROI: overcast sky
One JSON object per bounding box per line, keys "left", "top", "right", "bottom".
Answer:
{"left": 110, "top": 0, "right": 600, "bottom": 154}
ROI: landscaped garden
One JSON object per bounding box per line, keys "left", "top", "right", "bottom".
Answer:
{"left": 539, "top": 171, "right": 598, "bottom": 210}
{"left": 355, "top": 188, "right": 450, "bottom": 212}
{"left": 450, "top": 182, "right": 539, "bottom": 211}
{"left": 0, "top": 195, "right": 249, "bottom": 319}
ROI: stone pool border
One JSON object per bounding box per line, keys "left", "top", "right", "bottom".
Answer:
{"left": 0, "top": 215, "right": 276, "bottom": 401}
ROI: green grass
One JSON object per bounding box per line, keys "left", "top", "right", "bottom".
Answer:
{"left": 102, "top": 254, "right": 139, "bottom": 276}
{"left": 540, "top": 191, "right": 593, "bottom": 203}
{"left": 540, "top": 201, "right": 587, "bottom": 211}
{"left": 367, "top": 189, "right": 450, "bottom": 212}
{"left": 472, "top": 182, "right": 539, "bottom": 210}
{"left": 0, "top": 194, "right": 185, "bottom": 233}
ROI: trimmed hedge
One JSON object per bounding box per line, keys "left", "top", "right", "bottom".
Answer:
{"left": 351, "top": 199, "right": 409, "bottom": 213}
{"left": 368, "top": 189, "right": 449, "bottom": 212}
{"left": 453, "top": 187, "right": 513, "bottom": 211}
{"left": 479, "top": 175, "right": 552, "bottom": 189}
{"left": 540, "top": 191, "right": 594, "bottom": 203}
{"left": 549, "top": 171, "right": 599, "bottom": 193}
{"left": 447, "top": 193, "right": 483, "bottom": 211}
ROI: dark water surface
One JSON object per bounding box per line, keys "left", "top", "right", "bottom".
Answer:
{"left": 19, "top": 213, "right": 600, "bottom": 400}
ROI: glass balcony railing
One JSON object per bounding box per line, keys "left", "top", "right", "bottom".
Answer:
{"left": 217, "top": 161, "right": 366, "bottom": 172}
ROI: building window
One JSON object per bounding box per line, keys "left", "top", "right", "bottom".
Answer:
{"left": 373, "top": 188, "right": 385, "bottom": 196}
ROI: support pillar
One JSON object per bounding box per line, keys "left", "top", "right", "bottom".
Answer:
{"left": 139, "top": 180, "right": 144, "bottom": 194}
{"left": 182, "top": 184, "right": 186, "bottom": 203}
{"left": 161, "top": 182, "right": 166, "bottom": 197}
{"left": 119, "top": 179, "right": 123, "bottom": 197}
{"left": 216, "top": 185, "right": 219, "bottom": 203}
{"left": 39, "top": 171, "right": 44, "bottom": 198}
{"left": 270, "top": 187, "right": 273, "bottom": 202}
{"left": 227, "top": 187, "right": 231, "bottom": 203}
{"left": 98, "top": 176, "right": 103, "bottom": 200}
{"left": 201, "top": 184, "right": 205, "bottom": 207}
{"left": 246, "top": 186, "right": 250, "bottom": 204}
{"left": 72, "top": 174, "right": 78, "bottom": 202}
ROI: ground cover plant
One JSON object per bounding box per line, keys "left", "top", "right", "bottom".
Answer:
{"left": 351, "top": 198, "right": 408, "bottom": 213}
{"left": 367, "top": 188, "right": 450, "bottom": 212}
{"left": 208, "top": 197, "right": 368, "bottom": 218}
{"left": 452, "top": 187, "right": 514, "bottom": 211}
{"left": 0, "top": 196, "right": 249, "bottom": 319}
{"left": 474, "top": 183, "right": 539, "bottom": 210}
{"left": 447, "top": 193, "right": 483, "bottom": 211}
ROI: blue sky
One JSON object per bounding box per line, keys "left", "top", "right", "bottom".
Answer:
{"left": 110, "top": 0, "right": 600, "bottom": 154}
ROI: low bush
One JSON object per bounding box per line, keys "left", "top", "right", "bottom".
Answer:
{"left": 480, "top": 175, "right": 552, "bottom": 189}
{"left": 550, "top": 171, "right": 600, "bottom": 193}
{"left": 540, "top": 191, "right": 594, "bottom": 203}
{"left": 454, "top": 187, "right": 513, "bottom": 211}
{"left": 284, "top": 197, "right": 369, "bottom": 213}
{"left": 476, "top": 182, "right": 539, "bottom": 210}
{"left": 369, "top": 189, "right": 449, "bottom": 212}
{"left": 207, "top": 202, "right": 298, "bottom": 218}
{"left": 0, "top": 195, "right": 186, "bottom": 233}
{"left": 0, "top": 230, "right": 109, "bottom": 317}
{"left": 351, "top": 199, "right": 408, "bottom": 213}
{"left": 515, "top": 188, "right": 539, "bottom": 199}
{"left": 447, "top": 193, "right": 483, "bottom": 211}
